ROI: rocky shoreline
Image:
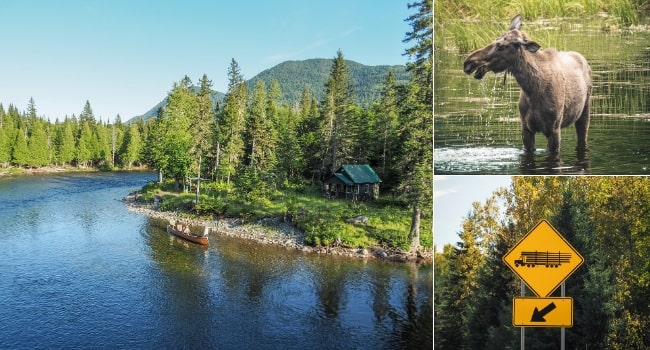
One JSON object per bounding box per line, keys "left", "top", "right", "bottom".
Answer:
{"left": 123, "top": 193, "right": 432, "bottom": 263}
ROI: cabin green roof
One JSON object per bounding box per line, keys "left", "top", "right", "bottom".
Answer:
{"left": 327, "top": 164, "right": 382, "bottom": 184}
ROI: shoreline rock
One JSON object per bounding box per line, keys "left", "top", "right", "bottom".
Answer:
{"left": 122, "top": 193, "right": 433, "bottom": 264}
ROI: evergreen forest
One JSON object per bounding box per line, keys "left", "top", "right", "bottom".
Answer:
{"left": 435, "top": 176, "right": 650, "bottom": 349}
{"left": 0, "top": 1, "right": 432, "bottom": 254}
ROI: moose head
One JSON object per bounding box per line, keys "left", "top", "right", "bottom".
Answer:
{"left": 463, "top": 15, "right": 542, "bottom": 79}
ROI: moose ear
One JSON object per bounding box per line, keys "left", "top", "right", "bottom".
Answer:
{"left": 524, "top": 41, "right": 541, "bottom": 53}
{"left": 509, "top": 14, "right": 523, "bottom": 30}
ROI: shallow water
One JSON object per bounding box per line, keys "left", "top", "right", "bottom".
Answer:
{"left": 0, "top": 172, "right": 432, "bottom": 349}
{"left": 435, "top": 18, "right": 650, "bottom": 174}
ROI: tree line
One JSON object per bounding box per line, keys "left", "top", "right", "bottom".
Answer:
{"left": 0, "top": 0, "right": 432, "bottom": 251}
{"left": 435, "top": 177, "right": 650, "bottom": 349}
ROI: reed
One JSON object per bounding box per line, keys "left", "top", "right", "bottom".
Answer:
{"left": 435, "top": 0, "right": 644, "bottom": 52}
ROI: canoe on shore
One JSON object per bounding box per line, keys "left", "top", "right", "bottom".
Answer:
{"left": 167, "top": 223, "right": 209, "bottom": 245}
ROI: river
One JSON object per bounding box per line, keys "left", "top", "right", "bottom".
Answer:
{"left": 0, "top": 172, "right": 432, "bottom": 349}
{"left": 435, "top": 18, "right": 650, "bottom": 174}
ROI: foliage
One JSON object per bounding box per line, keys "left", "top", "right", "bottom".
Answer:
{"left": 435, "top": 0, "right": 644, "bottom": 52}
{"left": 435, "top": 177, "right": 650, "bottom": 348}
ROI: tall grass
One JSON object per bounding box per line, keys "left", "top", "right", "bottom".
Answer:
{"left": 435, "top": 0, "right": 643, "bottom": 52}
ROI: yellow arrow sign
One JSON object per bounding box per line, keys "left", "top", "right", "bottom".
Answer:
{"left": 513, "top": 297, "right": 573, "bottom": 327}
{"left": 503, "top": 220, "right": 584, "bottom": 297}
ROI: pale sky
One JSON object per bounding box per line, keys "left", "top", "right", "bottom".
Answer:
{"left": 0, "top": 0, "right": 412, "bottom": 122}
{"left": 434, "top": 175, "right": 512, "bottom": 251}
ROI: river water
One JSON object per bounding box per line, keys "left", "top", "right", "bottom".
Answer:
{"left": 435, "top": 18, "right": 650, "bottom": 174}
{"left": 0, "top": 172, "right": 432, "bottom": 349}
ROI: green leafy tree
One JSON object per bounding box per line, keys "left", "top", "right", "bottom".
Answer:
{"left": 120, "top": 122, "right": 142, "bottom": 168}
{"left": 144, "top": 108, "right": 168, "bottom": 183}
{"left": 435, "top": 210, "right": 486, "bottom": 349}
{"left": 160, "top": 76, "right": 197, "bottom": 190}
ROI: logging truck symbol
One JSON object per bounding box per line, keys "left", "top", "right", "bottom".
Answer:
{"left": 514, "top": 251, "right": 571, "bottom": 268}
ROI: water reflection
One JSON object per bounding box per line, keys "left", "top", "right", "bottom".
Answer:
{"left": 435, "top": 18, "right": 650, "bottom": 174}
{"left": 0, "top": 173, "right": 433, "bottom": 349}
{"left": 139, "top": 215, "right": 433, "bottom": 349}
{"left": 519, "top": 147, "right": 590, "bottom": 174}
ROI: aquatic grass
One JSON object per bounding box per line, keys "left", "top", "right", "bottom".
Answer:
{"left": 435, "top": 0, "right": 643, "bottom": 52}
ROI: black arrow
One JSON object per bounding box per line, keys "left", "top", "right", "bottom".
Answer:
{"left": 531, "top": 302, "right": 557, "bottom": 322}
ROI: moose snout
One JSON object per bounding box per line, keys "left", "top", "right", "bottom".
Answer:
{"left": 463, "top": 61, "right": 475, "bottom": 74}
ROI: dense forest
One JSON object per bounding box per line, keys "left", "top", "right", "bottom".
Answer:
{"left": 0, "top": 0, "right": 432, "bottom": 253}
{"left": 132, "top": 59, "right": 410, "bottom": 123}
{"left": 435, "top": 177, "right": 650, "bottom": 349}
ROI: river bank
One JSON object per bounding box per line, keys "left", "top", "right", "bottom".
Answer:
{"left": 123, "top": 192, "right": 432, "bottom": 263}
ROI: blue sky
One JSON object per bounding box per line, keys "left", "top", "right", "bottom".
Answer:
{"left": 0, "top": 0, "right": 412, "bottom": 122}
{"left": 434, "top": 175, "right": 512, "bottom": 251}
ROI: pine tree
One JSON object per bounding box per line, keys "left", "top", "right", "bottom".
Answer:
{"left": 297, "top": 93, "right": 321, "bottom": 180}
{"left": 375, "top": 71, "right": 400, "bottom": 179}
{"left": 220, "top": 59, "right": 248, "bottom": 185}
{"left": 319, "top": 50, "right": 356, "bottom": 176}
{"left": 56, "top": 119, "right": 76, "bottom": 165}
{"left": 397, "top": 0, "right": 433, "bottom": 254}
{"left": 276, "top": 107, "right": 302, "bottom": 183}
{"left": 79, "top": 100, "right": 96, "bottom": 125}
{"left": 28, "top": 119, "right": 50, "bottom": 166}
{"left": 192, "top": 74, "right": 215, "bottom": 198}
{"left": 0, "top": 128, "right": 10, "bottom": 165}
{"left": 246, "top": 80, "right": 277, "bottom": 174}
{"left": 11, "top": 128, "right": 30, "bottom": 166}
{"left": 76, "top": 122, "right": 93, "bottom": 167}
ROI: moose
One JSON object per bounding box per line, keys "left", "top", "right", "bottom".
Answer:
{"left": 463, "top": 15, "right": 592, "bottom": 155}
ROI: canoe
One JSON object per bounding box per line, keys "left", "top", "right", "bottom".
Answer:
{"left": 167, "top": 223, "right": 209, "bottom": 245}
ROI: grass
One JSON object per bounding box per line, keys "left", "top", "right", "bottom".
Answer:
{"left": 139, "top": 180, "right": 432, "bottom": 251}
{"left": 435, "top": 0, "right": 644, "bottom": 52}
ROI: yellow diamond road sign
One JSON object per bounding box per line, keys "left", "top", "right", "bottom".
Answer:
{"left": 513, "top": 297, "right": 573, "bottom": 327}
{"left": 503, "top": 220, "right": 584, "bottom": 297}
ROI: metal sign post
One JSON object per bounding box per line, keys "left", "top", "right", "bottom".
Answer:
{"left": 521, "top": 281, "right": 525, "bottom": 350}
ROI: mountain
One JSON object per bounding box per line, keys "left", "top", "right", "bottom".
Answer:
{"left": 247, "top": 59, "right": 410, "bottom": 106}
{"left": 128, "top": 59, "right": 409, "bottom": 123}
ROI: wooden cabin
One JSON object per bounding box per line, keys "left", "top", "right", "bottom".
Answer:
{"left": 323, "top": 164, "right": 382, "bottom": 200}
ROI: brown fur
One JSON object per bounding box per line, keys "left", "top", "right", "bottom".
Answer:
{"left": 463, "top": 15, "right": 592, "bottom": 154}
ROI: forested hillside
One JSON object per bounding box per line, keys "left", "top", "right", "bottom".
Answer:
{"left": 130, "top": 59, "right": 409, "bottom": 123}
{"left": 247, "top": 59, "right": 410, "bottom": 107}
{"left": 436, "top": 177, "right": 650, "bottom": 348}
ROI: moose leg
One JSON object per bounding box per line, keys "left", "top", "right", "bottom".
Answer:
{"left": 575, "top": 100, "right": 590, "bottom": 150}
{"left": 522, "top": 127, "right": 535, "bottom": 153}
{"left": 547, "top": 128, "right": 561, "bottom": 155}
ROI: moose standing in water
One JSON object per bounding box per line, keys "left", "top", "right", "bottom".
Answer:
{"left": 463, "top": 15, "right": 592, "bottom": 155}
